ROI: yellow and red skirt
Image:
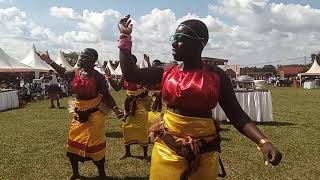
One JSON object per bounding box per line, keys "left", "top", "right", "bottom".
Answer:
{"left": 66, "top": 96, "right": 107, "bottom": 161}
{"left": 150, "top": 110, "right": 219, "bottom": 180}
{"left": 122, "top": 90, "right": 149, "bottom": 146}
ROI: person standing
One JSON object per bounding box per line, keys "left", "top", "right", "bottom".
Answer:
{"left": 117, "top": 15, "right": 282, "bottom": 180}
{"left": 39, "top": 48, "right": 124, "bottom": 179}
{"left": 42, "top": 70, "right": 61, "bottom": 108}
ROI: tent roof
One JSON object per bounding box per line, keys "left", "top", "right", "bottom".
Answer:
{"left": 139, "top": 59, "right": 148, "bottom": 68}
{"left": 300, "top": 60, "right": 320, "bottom": 76}
{"left": 55, "top": 50, "right": 73, "bottom": 70}
{"left": 107, "top": 61, "right": 118, "bottom": 75}
{"left": 20, "top": 44, "right": 51, "bottom": 71}
{"left": 0, "top": 48, "right": 37, "bottom": 72}
{"left": 114, "top": 63, "right": 122, "bottom": 76}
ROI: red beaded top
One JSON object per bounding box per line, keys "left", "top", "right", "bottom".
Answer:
{"left": 72, "top": 71, "right": 97, "bottom": 97}
{"left": 161, "top": 65, "right": 221, "bottom": 113}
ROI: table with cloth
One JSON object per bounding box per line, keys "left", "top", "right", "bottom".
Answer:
{"left": 212, "top": 90, "right": 273, "bottom": 122}
{"left": 0, "top": 89, "right": 19, "bottom": 111}
{"left": 303, "top": 81, "right": 319, "bottom": 89}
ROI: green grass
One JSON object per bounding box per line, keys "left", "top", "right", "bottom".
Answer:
{"left": 1, "top": 88, "right": 320, "bottom": 180}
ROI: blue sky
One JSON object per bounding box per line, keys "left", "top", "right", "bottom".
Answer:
{"left": 1, "top": 0, "right": 320, "bottom": 66}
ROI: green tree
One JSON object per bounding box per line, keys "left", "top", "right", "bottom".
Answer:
{"left": 311, "top": 53, "right": 320, "bottom": 64}
{"left": 263, "top": 65, "right": 276, "bottom": 74}
{"left": 62, "top": 51, "right": 79, "bottom": 67}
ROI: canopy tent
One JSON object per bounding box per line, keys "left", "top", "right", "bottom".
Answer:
{"left": 55, "top": 50, "right": 73, "bottom": 70}
{"left": 21, "top": 44, "right": 52, "bottom": 72}
{"left": 299, "top": 60, "right": 320, "bottom": 88}
{"left": 139, "top": 59, "right": 148, "bottom": 68}
{"left": 21, "top": 44, "right": 52, "bottom": 78}
{"left": 107, "top": 61, "right": 117, "bottom": 75}
{"left": 0, "top": 48, "right": 36, "bottom": 72}
{"left": 114, "top": 63, "right": 122, "bottom": 76}
{"left": 299, "top": 60, "right": 320, "bottom": 76}
{"left": 94, "top": 61, "right": 105, "bottom": 75}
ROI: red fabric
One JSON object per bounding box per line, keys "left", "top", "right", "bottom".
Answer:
{"left": 68, "top": 139, "right": 106, "bottom": 153}
{"left": 161, "top": 65, "right": 221, "bottom": 113}
{"left": 72, "top": 72, "right": 97, "bottom": 97}
{"left": 123, "top": 80, "right": 140, "bottom": 91}
{"left": 118, "top": 35, "right": 132, "bottom": 53}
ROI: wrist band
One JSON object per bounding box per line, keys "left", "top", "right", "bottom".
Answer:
{"left": 47, "top": 60, "right": 54, "bottom": 65}
{"left": 258, "top": 138, "right": 271, "bottom": 147}
{"left": 118, "top": 35, "right": 132, "bottom": 52}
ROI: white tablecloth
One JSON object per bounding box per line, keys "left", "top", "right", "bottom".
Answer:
{"left": 303, "top": 81, "right": 318, "bottom": 89}
{"left": 0, "top": 90, "right": 19, "bottom": 111}
{"left": 212, "top": 91, "right": 273, "bottom": 122}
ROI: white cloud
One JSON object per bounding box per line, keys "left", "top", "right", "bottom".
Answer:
{"left": 50, "top": 6, "right": 80, "bottom": 20}
{"left": 2, "top": 2, "right": 320, "bottom": 66}
{"left": 207, "top": 0, "right": 320, "bottom": 65}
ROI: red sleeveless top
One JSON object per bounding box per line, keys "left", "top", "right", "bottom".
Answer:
{"left": 161, "top": 65, "right": 221, "bottom": 113}
{"left": 72, "top": 71, "right": 97, "bottom": 97}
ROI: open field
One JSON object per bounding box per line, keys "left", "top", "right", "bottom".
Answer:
{"left": 1, "top": 87, "right": 320, "bottom": 180}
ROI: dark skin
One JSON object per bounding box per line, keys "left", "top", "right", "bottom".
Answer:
{"left": 39, "top": 51, "right": 124, "bottom": 179}
{"left": 42, "top": 71, "right": 60, "bottom": 108}
{"left": 118, "top": 15, "right": 282, "bottom": 166}
{"left": 103, "top": 60, "right": 149, "bottom": 160}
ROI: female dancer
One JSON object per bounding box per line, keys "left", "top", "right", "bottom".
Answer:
{"left": 39, "top": 48, "right": 124, "bottom": 179}
{"left": 104, "top": 55, "right": 149, "bottom": 160}
{"left": 117, "top": 15, "right": 282, "bottom": 180}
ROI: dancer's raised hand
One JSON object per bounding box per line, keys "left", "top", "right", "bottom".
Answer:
{"left": 118, "top": 14, "right": 133, "bottom": 35}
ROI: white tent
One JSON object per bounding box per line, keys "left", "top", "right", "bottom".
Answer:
{"left": 114, "top": 63, "right": 122, "bottom": 76}
{"left": 299, "top": 60, "right": 320, "bottom": 76}
{"left": 21, "top": 44, "right": 52, "bottom": 72}
{"left": 55, "top": 50, "right": 73, "bottom": 70}
{"left": 107, "top": 61, "right": 117, "bottom": 75}
{"left": 299, "top": 60, "right": 320, "bottom": 88}
{"left": 0, "top": 48, "right": 36, "bottom": 72}
{"left": 139, "top": 59, "right": 149, "bottom": 68}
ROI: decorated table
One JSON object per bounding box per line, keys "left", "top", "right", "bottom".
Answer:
{"left": 212, "top": 89, "right": 273, "bottom": 122}
{"left": 0, "top": 89, "right": 19, "bottom": 111}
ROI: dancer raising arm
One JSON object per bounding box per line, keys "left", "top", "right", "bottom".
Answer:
{"left": 117, "top": 15, "right": 282, "bottom": 180}
{"left": 39, "top": 48, "right": 124, "bottom": 179}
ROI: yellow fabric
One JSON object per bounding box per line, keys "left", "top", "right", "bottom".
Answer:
{"left": 147, "top": 90, "right": 166, "bottom": 127}
{"left": 148, "top": 111, "right": 162, "bottom": 127}
{"left": 123, "top": 90, "right": 149, "bottom": 146}
{"left": 150, "top": 111, "right": 219, "bottom": 180}
{"left": 66, "top": 96, "right": 107, "bottom": 161}
{"left": 126, "top": 89, "right": 145, "bottom": 96}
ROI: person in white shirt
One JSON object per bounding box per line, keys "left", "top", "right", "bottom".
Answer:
{"left": 43, "top": 70, "right": 61, "bottom": 108}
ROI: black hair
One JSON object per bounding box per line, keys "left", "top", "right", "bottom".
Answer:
{"left": 152, "top": 59, "right": 162, "bottom": 67}
{"left": 80, "top": 48, "right": 98, "bottom": 62}
{"left": 180, "top": 19, "right": 209, "bottom": 45}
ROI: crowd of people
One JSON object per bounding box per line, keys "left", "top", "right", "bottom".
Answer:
{"left": 34, "top": 15, "right": 282, "bottom": 180}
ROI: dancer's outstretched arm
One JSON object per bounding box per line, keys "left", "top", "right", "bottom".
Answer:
{"left": 118, "top": 15, "right": 163, "bottom": 85}
{"left": 39, "top": 51, "right": 76, "bottom": 79}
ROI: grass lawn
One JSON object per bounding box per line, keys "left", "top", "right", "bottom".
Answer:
{"left": 0, "top": 87, "right": 320, "bottom": 180}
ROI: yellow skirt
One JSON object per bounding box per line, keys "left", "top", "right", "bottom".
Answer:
{"left": 150, "top": 111, "right": 219, "bottom": 180}
{"left": 122, "top": 90, "right": 149, "bottom": 146}
{"left": 66, "top": 96, "right": 107, "bottom": 161}
{"left": 148, "top": 111, "right": 161, "bottom": 127}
